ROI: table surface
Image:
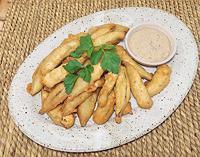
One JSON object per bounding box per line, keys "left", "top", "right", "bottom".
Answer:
{"left": 0, "top": 0, "right": 10, "bottom": 32}
{"left": 0, "top": 0, "right": 199, "bottom": 157}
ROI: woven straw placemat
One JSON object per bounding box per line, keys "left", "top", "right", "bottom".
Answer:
{"left": 0, "top": 0, "right": 199, "bottom": 156}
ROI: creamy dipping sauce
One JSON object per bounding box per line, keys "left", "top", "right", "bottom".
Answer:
{"left": 128, "top": 27, "right": 171, "bottom": 63}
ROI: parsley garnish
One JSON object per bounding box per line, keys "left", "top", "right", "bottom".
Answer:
{"left": 78, "top": 64, "right": 94, "bottom": 82}
{"left": 63, "top": 60, "right": 83, "bottom": 73}
{"left": 64, "top": 74, "right": 79, "bottom": 94}
{"left": 90, "top": 49, "right": 103, "bottom": 65}
{"left": 70, "top": 35, "right": 93, "bottom": 58}
{"left": 90, "top": 44, "right": 120, "bottom": 74}
{"left": 63, "top": 60, "right": 94, "bottom": 93}
{"left": 101, "top": 51, "right": 120, "bottom": 74}
{"left": 64, "top": 35, "right": 121, "bottom": 94}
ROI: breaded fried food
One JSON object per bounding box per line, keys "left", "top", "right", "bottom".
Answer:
{"left": 89, "top": 23, "right": 128, "bottom": 38}
{"left": 123, "top": 102, "right": 133, "bottom": 115}
{"left": 27, "top": 23, "right": 175, "bottom": 129}
{"left": 69, "top": 63, "right": 104, "bottom": 100}
{"left": 61, "top": 114, "right": 75, "bottom": 129}
{"left": 115, "top": 102, "right": 133, "bottom": 124}
{"left": 40, "top": 64, "right": 103, "bottom": 114}
{"left": 88, "top": 24, "right": 115, "bottom": 35}
{"left": 124, "top": 66, "right": 131, "bottom": 104}
{"left": 125, "top": 62, "right": 153, "bottom": 109}
{"left": 40, "top": 32, "right": 87, "bottom": 75}
{"left": 62, "top": 79, "right": 104, "bottom": 116}
{"left": 28, "top": 25, "right": 128, "bottom": 96}
{"left": 77, "top": 90, "right": 99, "bottom": 126}
{"left": 88, "top": 26, "right": 99, "bottom": 35}
{"left": 115, "top": 66, "right": 131, "bottom": 123}
{"left": 93, "top": 91, "right": 115, "bottom": 125}
{"left": 26, "top": 64, "right": 43, "bottom": 96}
{"left": 91, "top": 24, "right": 115, "bottom": 39}
{"left": 41, "top": 71, "right": 104, "bottom": 115}
{"left": 48, "top": 105, "right": 63, "bottom": 126}
{"left": 86, "top": 78, "right": 105, "bottom": 92}
{"left": 48, "top": 105, "right": 75, "bottom": 129}
{"left": 27, "top": 33, "right": 87, "bottom": 95}
{"left": 62, "top": 92, "right": 94, "bottom": 116}
{"left": 115, "top": 66, "right": 127, "bottom": 116}
{"left": 98, "top": 72, "right": 118, "bottom": 107}
{"left": 43, "top": 54, "right": 87, "bottom": 88}
{"left": 39, "top": 83, "right": 67, "bottom": 114}
{"left": 40, "top": 88, "right": 49, "bottom": 110}
{"left": 93, "top": 31, "right": 126, "bottom": 46}
{"left": 116, "top": 45, "right": 153, "bottom": 80}
{"left": 146, "top": 64, "right": 172, "bottom": 96}
{"left": 113, "top": 24, "right": 129, "bottom": 33}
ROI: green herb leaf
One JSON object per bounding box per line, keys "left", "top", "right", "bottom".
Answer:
{"left": 101, "top": 51, "right": 120, "bottom": 74}
{"left": 70, "top": 47, "right": 84, "bottom": 58}
{"left": 90, "top": 49, "right": 103, "bottom": 65}
{"left": 86, "top": 64, "right": 94, "bottom": 73}
{"left": 79, "top": 69, "right": 90, "bottom": 82}
{"left": 63, "top": 60, "right": 83, "bottom": 73}
{"left": 79, "top": 35, "right": 93, "bottom": 51}
{"left": 64, "top": 74, "right": 79, "bottom": 94}
{"left": 86, "top": 47, "right": 94, "bottom": 57}
{"left": 70, "top": 35, "right": 94, "bottom": 58}
{"left": 78, "top": 64, "right": 94, "bottom": 82}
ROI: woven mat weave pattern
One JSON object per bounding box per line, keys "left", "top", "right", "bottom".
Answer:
{"left": 0, "top": 0, "right": 200, "bottom": 156}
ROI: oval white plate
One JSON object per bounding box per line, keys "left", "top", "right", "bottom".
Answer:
{"left": 8, "top": 7, "right": 198, "bottom": 152}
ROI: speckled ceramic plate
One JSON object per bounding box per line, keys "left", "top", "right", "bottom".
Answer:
{"left": 8, "top": 7, "right": 198, "bottom": 152}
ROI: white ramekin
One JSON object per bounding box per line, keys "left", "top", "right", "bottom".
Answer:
{"left": 125, "top": 23, "right": 177, "bottom": 66}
